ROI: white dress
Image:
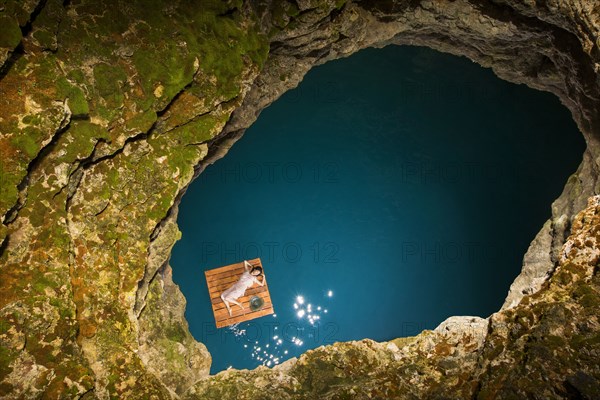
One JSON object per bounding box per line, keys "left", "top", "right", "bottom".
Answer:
{"left": 222, "top": 271, "right": 255, "bottom": 300}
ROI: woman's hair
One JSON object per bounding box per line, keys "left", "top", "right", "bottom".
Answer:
{"left": 250, "top": 266, "right": 263, "bottom": 276}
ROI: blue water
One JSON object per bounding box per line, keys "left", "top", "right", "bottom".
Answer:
{"left": 171, "top": 45, "right": 585, "bottom": 373}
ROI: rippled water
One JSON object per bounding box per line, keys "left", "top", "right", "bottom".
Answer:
{"left": 171, "top": 45, "right": 585, "bottom": 373}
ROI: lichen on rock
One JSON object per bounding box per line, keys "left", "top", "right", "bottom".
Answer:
{"left": 1, "top": 0, "right": 600, "bottom": 398}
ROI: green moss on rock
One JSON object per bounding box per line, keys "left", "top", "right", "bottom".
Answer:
{"left": 9, "top": 132, "right": 39, "bottom": 158}
{"left": 93, "top": 63, "right": 127, "bottom": 108}
{"left": 0, "top": 15, "right": 22, "bottom": 48}
{"left": 57, "top": 78, "right": 89, "bottom": 117}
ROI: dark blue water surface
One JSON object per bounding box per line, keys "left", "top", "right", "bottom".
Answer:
{"left": 171, "top": 45, "right": 585, "bottom": 373}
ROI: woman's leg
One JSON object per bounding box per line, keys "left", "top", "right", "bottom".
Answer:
{"left": 221, "top": 294, "right": 233, "bottom": 317}
{"left": 229, "top": 298, "right": 245, "bottom": 311}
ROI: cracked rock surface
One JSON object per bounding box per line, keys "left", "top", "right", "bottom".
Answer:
{"left": 0, "top": 0, "right": 599, "bottom": 398}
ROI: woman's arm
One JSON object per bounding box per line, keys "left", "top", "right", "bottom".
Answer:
{"left": 254, "top": 275, "right": 265, "bottom": 287}
{"left": 244, "top": 260, "right": 252, "bottom": 271}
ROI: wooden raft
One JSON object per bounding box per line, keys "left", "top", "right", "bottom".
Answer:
{"left": 205, "top": 258, "right": 274, "bottom": 328}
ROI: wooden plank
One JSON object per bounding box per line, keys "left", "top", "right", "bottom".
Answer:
{"left": 211, "top": 290, "right": 272, "bottom": 312}
{"left": 206, "top": 267, "right": 245, "bottom": 284}
{"left": 215, "top": 307, "right": 275, "bottom": 328}
{"left": 214, "top": 304, "right": 274, "bottom": 322}
{"left": 204, "top": 258, "right": 261, "bottom": 277}
{"left": 209, "top": 284, "right": 268, "bottom": 302}
{"left": 210, "top": 288, "right": 270, "bottom": 305}
{"left": 208, "top": 272, "right": 266, "bottom": 291}
{"left": 211, "top": 286, "right": 270, "bottom": 303}
{"left": 212, "top": 296, "right": 274, "bottom": 321}
{"left": 213, "top": 301, "right": 274, "bottom": 321}
{"left": 205, "top": 259, "right": 261, "bottom": 279}
{"left": 212, "top": 302, "right": 273, "bottom": 319}
{"left": 205, "top": 262, "right": 262, "bottom": 284}
{"left": 206, "top": 265, "right": 268, "bottom": 295}
{"left": 207, "top": 273, "right": 246, "bottom": 290}
{"left": 204, "top": 263, "right": 244, "bottom": 281}
{"left": 209, "top": 277, "right": 268, "bottom": 294}
{"left": 211, "top": 292, "right": 272, "bottom": 312}
{"left": 211, "top": 288, "right": 270, "bottom": 304}
{"left": 216, "top": 307, "right": 274, "bottom": 327}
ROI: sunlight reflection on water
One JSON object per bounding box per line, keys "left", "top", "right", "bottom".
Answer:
{"left": 225, "top": 290, "right": 335, "bottom": 367}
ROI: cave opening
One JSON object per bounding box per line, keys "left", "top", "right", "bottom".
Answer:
{"left": 171, "top": 44, "right": 585, "bottom": 374}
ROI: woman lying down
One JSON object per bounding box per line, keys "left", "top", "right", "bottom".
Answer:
{"left": 220, "top": 260, "right": 265, "bottom": 317}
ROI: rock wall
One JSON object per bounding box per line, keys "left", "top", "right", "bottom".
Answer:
{"left": 0, "top": 0, "right": 599, "bottom": 398}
